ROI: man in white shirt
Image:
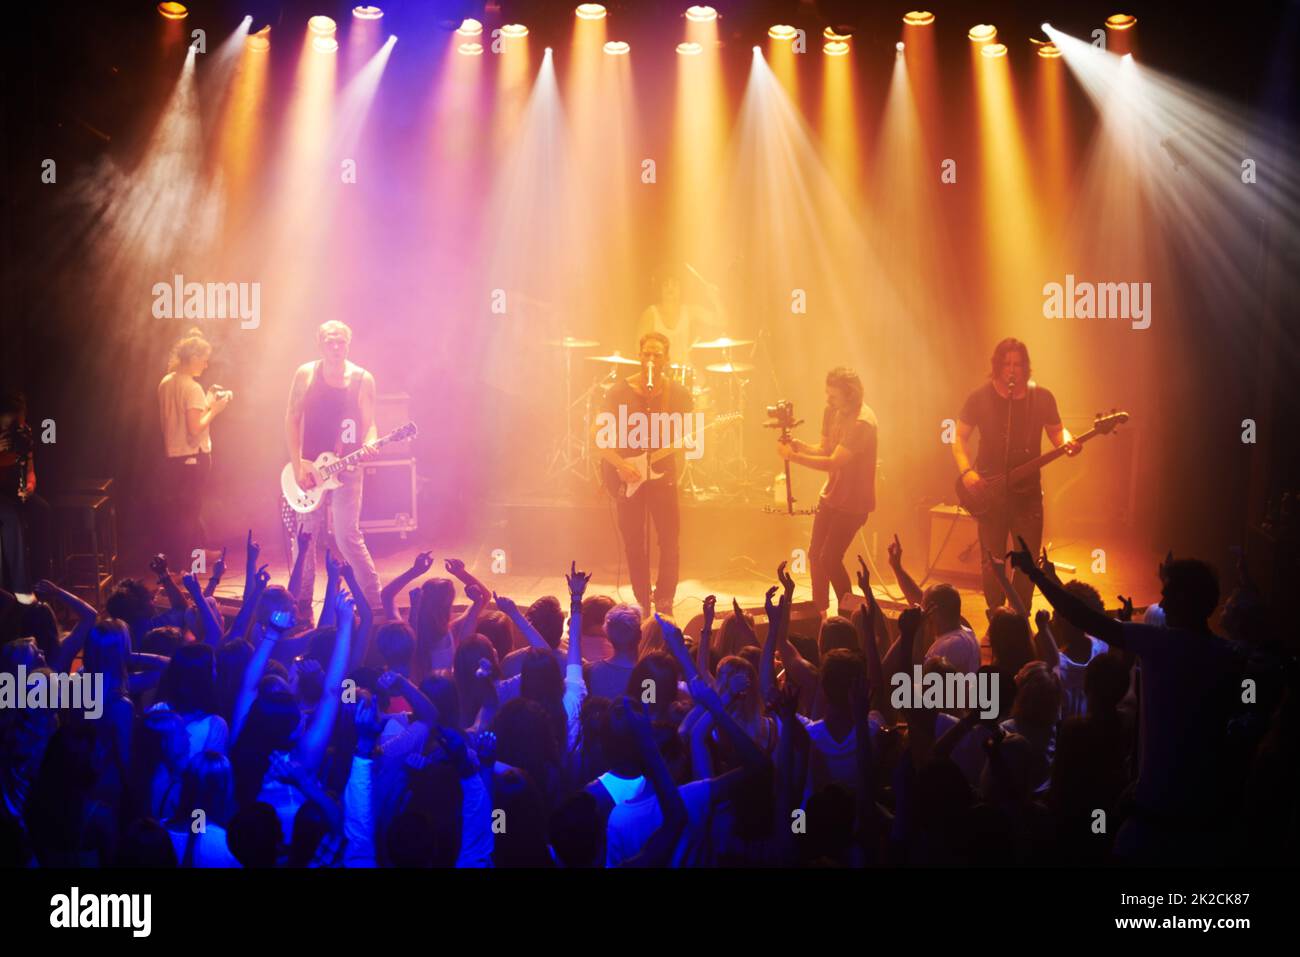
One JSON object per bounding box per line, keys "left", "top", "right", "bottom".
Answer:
{"left": 1052, "top": 580, "right": 1110, "bottom": 719}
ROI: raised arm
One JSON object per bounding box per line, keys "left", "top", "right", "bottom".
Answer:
{"left": 886, "top": 535, "right": 925, "bottom": 608}
{"left": 286, "top": 529, "right": 312, "bottom": 604}
{"left": 340, "top": 561, "right": 375, "bottom": 669}
{"left": 231, "top": 612, "right": 278, "bottom": 744}
{"left": 181, "top": 573, "right": 224, "bottom": 647}
{"left": 759, "top": 586, "right": 783, "bottom": 701}
{"left": 204, "top": 546, "right": 226, "bottom": 599}
{"left": 492, "top": 592, "right": 549, "bottom": 652}
{"left": 696, "top": 595, "right": 716, "bottom": 679}
{"left": 225, "top": 565, "right": 267, "bottom": 643}
{"left": 150, "top": 555, "right": 188, "bottom": 612}
{"left": 1033, "top": 609, "right": 1061, "bottom": 671}
{"left": 854, "top": 557, "right": 888, "bottom": 711}
{"left": 241, "top": 529, "right": 261, "bottom": 606}
{"left": 882, "top": 605, "right": 925, "bottom": 684}
{"left": 381, "top": 551, "right": 432, "bottom": 621}
{"left": 296, "top": 589, "right": 355, "bottom": 773}
{"left": 377, "top": 671, "right": 439, "bottom": 727}
{"left": 445, "top": 558, "right": 489, "bottom": 643}
{"left": 35, "top": 580, "right": 98, "bottom": 674}
{"left": 1009, "top": 537, "right": 1125, "bottom": 647}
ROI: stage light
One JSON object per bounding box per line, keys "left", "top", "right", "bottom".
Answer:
{"left": 246, "top": 25, "right": 270, "bottom": 51}
{"left": 895, "top": 41, "right": 905, "bottom": 53}
{"left": 823, "top": 40, "right": 849, "bottom": 56}
{"left": 352, "top": 5, "right": 383, "bottom": 19}
{"left": 902, "top": 11, "right": 934, "bottom": 27}
{"left": 603, "top": 40, "right": 629, "bottom": 55}
{"left": 981, "top": 42, "right": 1007, "bottom": 58}
{"left": 576, "top": 3, "right": 606, "bottom": 19}
{"left": 313, "top": 34, "right": 339, "bottom": 53}
{"left": 768, "top": 25, "right": 797, "bottom": 41}
{"left": 1037, "top": 42, "right": 1061, "bottom": 58}
{"left": 686, "top": 6, "right": 717, "bottom": 22}
{"left": 676, "top": 41, "right": 702, "bottom": 55}
{"left": 752, "top": 45, "right": 760, "bottom": 54}
{"left": 309, "top": 15, "right": 337, "bottom": 36}
{"left": 457, "top": 18, "right": 483, "bottom": 37}
{"left": 824, "top": 27, "right": 851, "bottom": 41}
{"left": 157, "top": 2, "right": 188, "bottom": 18}
{"left": 1106, "top": 13, "right": 1137, "bottom": 30}
{"left": 457, "top": 41, "right": 483, "bottom": 56}
{"left": 968, "top": 24, "right": 997, "bottom": 42}
{"left": 501, "top": 23, "right": 529, "bottom": 39}
{"left": 1042, "top": 22, "right": 1051, "bottom": 32}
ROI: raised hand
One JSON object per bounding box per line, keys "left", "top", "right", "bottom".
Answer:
{"left": 211, "top": 546, "right": 227, "bottom": 580}
{"left": 325, "top": 548, "right": 343, "bottom": 581}
{"left": 1117, "top": 594, "right": 1135, "bottom": 623}
{"left": 687, "top": 674, "right": 723, "bottom": 713}
{"left": 33, "top": 579, "right": 60, "bottom": 604}
{"left": 181, "top": 572, "right": 200, "bottom": 593}
{"left": 472, "top": 730, "right": 497, "bottom": 769}
{"left": 776, "top": 560, "right": 795, "bottom": 596}
{"left": 296, "top": 528, "right": 312, "bottom": 555}
{"left": 492, "top": 592, "right": 519, "bottom": 618}
{"left": 1037, "top": 548, "right": 1061, "bottom": 583}
{"left": 464, "top": 582, "right": 489, "bottom": 604}
{"left": 855, "top": 554, "right": 871, "bottom": 596}
{"left": 898, "top": 605, "right": 925, "bottom": 638}
{"left": 254, "top": 564, "right": 271, "bottom": 588}
{"left": 702, "top": 595, "right": 717, "bottom": 633}
{"left": 334, "top": 587, "right": 356, "bottom": 622}
{"left": 443, "top": 558, "right": 467, "bottom": 579}
{"left": 763, "top": 585, "right": 780, "bottom": 624}
{"left": 1034, "top": 609, "right": 1052, "bottom": 632}
{"left": 246, "top": 529, "right": 260, "bottom": 567}
{"left": 565, "top": 560, "right": 592, "bottom": 602}
{"left": 887, "top": 533, "right": 902, "bottom": 568}
{"left": 411, "top": 551, "right": 434, "bottom": 575}
{"left": 149, "top": 554, "right": 169, "bottom": 578}
{"left": 730, "top": 599, "right": 758, "bottom": 645}
{"left": 1006, "top": 536, "right": 1037, "bottom": 577}
{"left": 352, "top": 691, "right": 385, "bottom": 751}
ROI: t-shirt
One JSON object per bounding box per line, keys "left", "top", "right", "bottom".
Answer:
{"left": 801, "top": 714, "right": 881, "bottom": 797}
{"left": 958, "top": 381, "right": 1062, "bottom": 494}
{"left": 157, "top": 372, "right": 211, "bottom": 457}
{"left": 1119, "top": 622, "right": 1244, "bottom": 814}
{"left": 585, "top": 659, "right": 636, "bottom": 700}
{"left": 169, "top": 823, "right": 240, "bottom": 868}
{"left": 819, "top": 405, "right": 878, "bottom": 515}
{"left": 1056, "top": 635, "right": 1109, "bottom": 719}
{"left": 925, "top": 626, "right": 981, "bottom": 676}
{"left": 605, "top": 778, "right": 716, "bottom": 867}
{"left": 601, "top": 377, "right": 695, "bottom": 486}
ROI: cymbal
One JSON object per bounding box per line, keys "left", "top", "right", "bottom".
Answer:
{"left": 705, "top": 362, "right": 755, "bottom": 374}
{"left": 587, "top": 353, "right": 640, "bottom": 366}
{"left": 692, "top": 336, "right": 755, "bottom": 350}
{"left": 546, "top": 336, "right": 600, "bottom": 349}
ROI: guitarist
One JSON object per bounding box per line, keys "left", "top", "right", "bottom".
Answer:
{"left": 953, "top": 337, "right": 1079, "bottom": 613}
{"left": 284, "top": 320, "right": 383, "bottom": 612}
{"left": 595, "top": 332, "right": 693, "bottom": 616}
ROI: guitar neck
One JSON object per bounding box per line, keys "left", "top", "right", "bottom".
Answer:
{"left": 645, "top": 417, "right": 736, "bottom": 466}
{"left": 1005, "top": 427, "right": 1099, "bottom": 484}
{"left": 321, "top": 434, "right": 393, "bottom": 477}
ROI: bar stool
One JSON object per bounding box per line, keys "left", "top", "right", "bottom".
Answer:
{"left": 50, "top": 491, "right": 118, "bottom": 606}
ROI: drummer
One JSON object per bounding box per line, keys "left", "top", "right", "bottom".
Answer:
{"left": 637, "top": 262, "right": 725, "bottom": 365}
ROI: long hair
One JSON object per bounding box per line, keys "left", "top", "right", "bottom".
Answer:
{"left": 167, "top": 327, "right": 211, "bottom": 373}
{"left": 988, "top": 337, "right": 1031, "bottom": 380}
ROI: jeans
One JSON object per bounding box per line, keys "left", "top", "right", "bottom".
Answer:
{"left": 977, "top": 489, "right": 1044, "bottom": 611}
{"left": 615, "top": 479, "right": 680, "bottom": 614}
{"left": 288, "top": 467, "right": 383, "bottom": 608}
{"left": 809, "top": 502, "right": 868, "bottom": 613}
{"left": 161, "top": 452, "right": 211, "bottom": 567}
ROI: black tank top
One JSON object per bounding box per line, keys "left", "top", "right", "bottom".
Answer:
{"left": 302, "top": 361, "right": 362, "bottom": 459}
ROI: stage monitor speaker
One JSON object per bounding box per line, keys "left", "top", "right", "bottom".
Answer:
{"left": 361, "top": 459, "right": 418, "bottom": 535}
{"left": 927, "top": 504, "right": 982, "bottom": 584}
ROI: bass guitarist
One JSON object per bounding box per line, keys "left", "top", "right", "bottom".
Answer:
{"left": 953, "top": 337, "right": 1079, "bottom": 613}
{"left": 594, "top": 332, "right": 693, "bottom": 616}
{"left": 284, "top": 320, "right": 383, "bottom": 611}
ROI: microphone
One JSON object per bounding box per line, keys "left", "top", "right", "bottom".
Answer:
{"left": 647, "top": 358, "right": 656, "bottom": 392}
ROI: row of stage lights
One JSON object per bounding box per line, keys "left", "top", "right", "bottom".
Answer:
{"left": 156, "top": 3, "right": 1137, "bottom": 59}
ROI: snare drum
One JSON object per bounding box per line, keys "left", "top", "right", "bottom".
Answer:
{"left": 667, "top": 364, "right": 695, "bottom": 391}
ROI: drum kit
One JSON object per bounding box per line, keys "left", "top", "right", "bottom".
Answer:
{"left": 544, "top": 333, "right": 763, "bottom": 501}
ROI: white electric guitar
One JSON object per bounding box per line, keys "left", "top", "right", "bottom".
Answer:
{"left": 281, "top": 422, "right": 417, "bottom": 514}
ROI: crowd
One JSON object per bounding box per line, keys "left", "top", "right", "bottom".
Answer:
{"left": 0, "top": 527, "right": 1293, "bottom": 868}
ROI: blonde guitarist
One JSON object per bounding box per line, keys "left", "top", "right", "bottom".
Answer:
{"left": 284, "top": 320, "right": 383, "bottom": 612}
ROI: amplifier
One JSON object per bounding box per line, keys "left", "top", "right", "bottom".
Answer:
{"left": 927, "top": 503, "right": 982, "bottom": 583}
{"left": 361, "top": 459, "right": 418, "bottom": 535}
